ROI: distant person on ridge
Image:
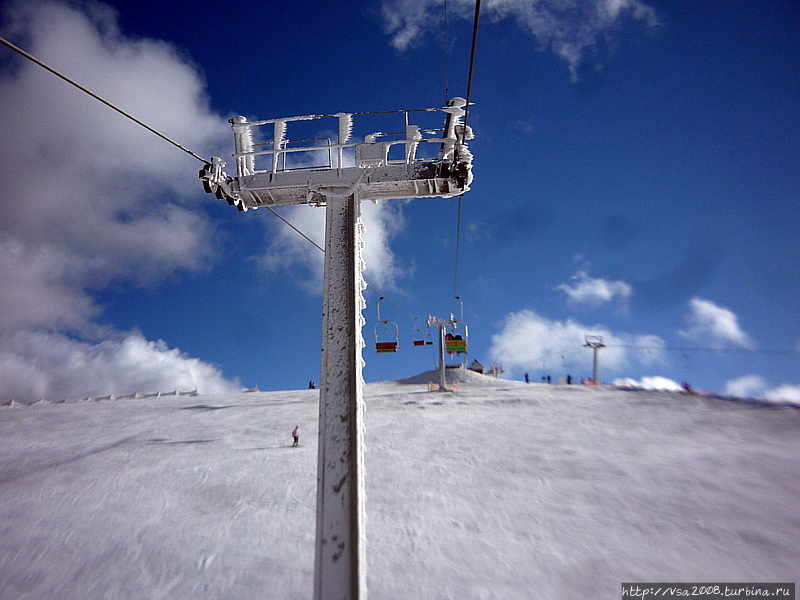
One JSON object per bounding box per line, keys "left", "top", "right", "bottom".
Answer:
{"left": 524, "top": 373, "right": 529, "bottom": 384}
{"left": 566, "top": 374, "right": 572, "bottom": 385}
{"left": 308, "top": 380, "right": 315, "bottom": 389}
{"left": 292, "top": 425, "right": 300, "bottom": 448}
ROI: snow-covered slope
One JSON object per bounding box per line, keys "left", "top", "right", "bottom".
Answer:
{"left": 1, "top": 372, "right": 798, "bottom": 599}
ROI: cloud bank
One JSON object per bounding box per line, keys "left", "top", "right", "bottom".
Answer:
{"left": 0, "top": 1, "right": 237, "bottom": 402}
{"left": 489, "top": 309, "right": 664, "bottom": 378}
{"left": 0, "top": 332, "right": 238, "bottom": 404}
{"left": 613, "top": 376, "right": 682, "bottom": 391}
{"left": 679, "top": 297, "right": 753, "bottom": 349}
{"left": 382, "top": 0, "right": 659, "bottom": 80}
{"left": 555, "top": 270, "right": 632, "bottom": 306}
{"left": 723, "top": 375, "right": 800, "bottom": 406}
{"left": 764, "top": 385, "right": 800, "bottom": 404}
{"left": 723, "top": 374, "right": 767, "bottom": 399}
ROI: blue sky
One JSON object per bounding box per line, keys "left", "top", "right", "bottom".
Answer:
{"left": 1, "top": 0, "right": 798, "bottom": 401}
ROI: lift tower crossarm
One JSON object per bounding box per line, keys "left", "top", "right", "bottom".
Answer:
{"left": 199, "top": 99, "right": 473, "bottom": 212}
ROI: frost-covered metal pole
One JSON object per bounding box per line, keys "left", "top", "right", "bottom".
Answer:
{"left": 314, "top": 192, "right": 367, "bottom": 600}
{"left": 199, "top": 100, "right": 475, "bottom": 600}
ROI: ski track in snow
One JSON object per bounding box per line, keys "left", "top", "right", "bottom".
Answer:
{"left": 0, "top": 372, "right": 798, "bottom": 599}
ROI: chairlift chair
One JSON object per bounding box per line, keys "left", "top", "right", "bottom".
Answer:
{"left": 375, "top": 296, "right": 399, "bottom": 353}
{"left": 445, "top": 297, "right": 468, "bottom": 354}
{"left": 445, "top": 330, "right": 468, "bottom": 354}
{"left": 375, "top": 326, "right": 399, "bottom": 353}
{"left": 412, "top": 316, "right": 433, "bottom": 347}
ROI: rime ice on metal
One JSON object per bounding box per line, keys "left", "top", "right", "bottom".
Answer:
{"left": 199, "top": 98, "right": 475, "bottom": 600}
{"left": 199, "top": 98, "right": 473, "bottom": 211}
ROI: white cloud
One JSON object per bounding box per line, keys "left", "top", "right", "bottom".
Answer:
{"left": 0, "top": 332, "right": 238, "bottom": 405}
{"left": 488, "top": 309, "right": 664, "bottom": 377}
{"left": 721, "top": 375, "right": 800, "bottom": 406}
{"left": 555, "top": 270, "right": 632, "bottom": 306}
{"left": 679, "top": 298, "right": 753, "bottom": 349}
{"left": 513, "top": 119, "right": 536, "bottom": 135}
{"left": 0, "top": 240, "right": 98, "bottom": 334}
{"left": 613, "top": 376, "right": 682, "bottom": 392}
{"left": 724, "top": 374, "right": 767, "bottom": 398}
{"left": 0, "top": 1, "right": 238, "bottom": 402}
{"left": 382, "top": 0, "right": 659, "bottom": 81}
{"left": 260, "top": 200, "right": 408, "bottom": 292}
{"left": 764, "top": 385, "right": 800, "bottom": 405}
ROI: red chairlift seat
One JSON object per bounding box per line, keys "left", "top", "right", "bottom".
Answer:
{"left": 375, "top": 297, "right": 400, "bottom": 354}
{"left": 376, "top": 341, "right": 398, "bottom": 353}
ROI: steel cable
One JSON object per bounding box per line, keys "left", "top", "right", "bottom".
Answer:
{"left": 452, "top": 0, "right": 481, "bottom": 296}
{"left": 1, "top": 35, "right": 325, "bottom": 254}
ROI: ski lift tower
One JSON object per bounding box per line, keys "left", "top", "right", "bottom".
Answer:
{"left": 200, "top": 98, "right": 474, "bottom": 600}
{"left": 583, "top": 335, "right": 606, "bottom": 384}
{"left": 427, "top": 313, "right": 460, "bottom": 391}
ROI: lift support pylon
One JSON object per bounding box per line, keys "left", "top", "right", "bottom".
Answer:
{"left": 200, "top": 98, "right": 475, "bottom": 600}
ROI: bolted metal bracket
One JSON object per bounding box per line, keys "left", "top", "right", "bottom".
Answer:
{"left": 199, "top": 156, "right": 247, "bottom": 211}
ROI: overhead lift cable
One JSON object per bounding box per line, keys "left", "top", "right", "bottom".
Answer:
{"left": 0, "top": 35, "right": 324, "bottom": 254}
{"left": 0, "top": 35, "right": 210, "bottom": 165}
{"left": 442, "top": 0, "right": 450, "bottom": 104}
{"left": 265, "top": 206, "right": 324, "bottom": 253}
{"left": 452, "top": 0, "right": 481, "bottom": 297}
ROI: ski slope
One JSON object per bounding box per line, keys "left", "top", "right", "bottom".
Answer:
{"left": 1, "top": 370, "right": 798, "bottom": 599}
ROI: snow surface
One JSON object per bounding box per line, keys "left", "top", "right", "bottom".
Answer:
{"left": 1, "top": 370, "right": 799, "bottom": 599}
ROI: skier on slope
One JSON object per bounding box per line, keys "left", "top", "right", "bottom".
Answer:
{"left": 292, "top": 425, "right": 300, "bottom": 448}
